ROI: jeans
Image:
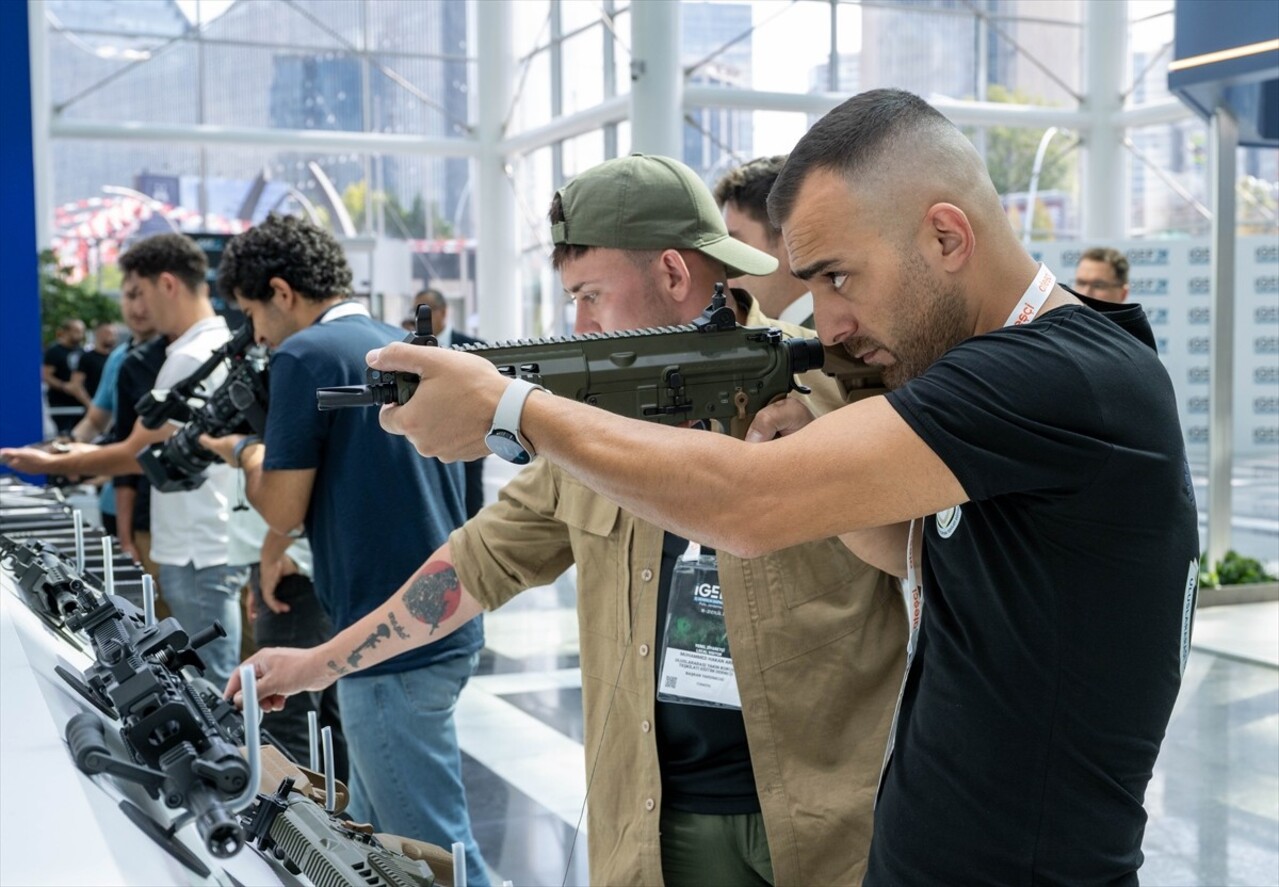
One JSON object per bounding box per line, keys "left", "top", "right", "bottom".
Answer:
{"left": 157, "top": 561, "right": 250, "bottom": 691}
{"left": 337, "top": 652, "right": 489, "bottom": 886}
{"left": 250, "top": 567, "right": 348, "bottom": 783}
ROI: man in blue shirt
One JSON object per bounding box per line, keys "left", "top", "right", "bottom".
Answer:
{"left": 203, "top": 215, "right": 487, "bottom": 883}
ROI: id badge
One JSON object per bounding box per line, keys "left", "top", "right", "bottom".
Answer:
{"left": 657, "top": 548, "right": 742, "bottom": 710}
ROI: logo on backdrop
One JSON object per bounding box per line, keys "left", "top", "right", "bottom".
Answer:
{"left": 935, "top": 506, "right": 963, "bottom": 539}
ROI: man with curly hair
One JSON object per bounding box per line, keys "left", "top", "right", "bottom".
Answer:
{"left": 202, "top": 215, "right": 487, "bottom": 883}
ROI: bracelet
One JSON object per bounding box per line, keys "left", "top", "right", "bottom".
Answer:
{"left": 230, "top": 435, "right": 262, "bottom": 469}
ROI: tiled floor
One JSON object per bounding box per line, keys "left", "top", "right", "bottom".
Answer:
{"left": 461, "top": 462, "right": 1279, "bottom": 887}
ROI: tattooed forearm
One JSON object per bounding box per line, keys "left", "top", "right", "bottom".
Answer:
{"left": 388, "top": 611, "right": 410, "bottom": 640}
{"left": 327, "top": 659, "right": 348, "bottom": 677}
{"left": 403, "top": 561, "right": 462, "bottom": 635}
{"left": 345, "top": 623, "right": 392, "bottom": 670}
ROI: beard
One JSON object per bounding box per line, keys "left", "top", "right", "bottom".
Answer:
{"left": 844, "top": 248, "right": 970, "bottom": 390}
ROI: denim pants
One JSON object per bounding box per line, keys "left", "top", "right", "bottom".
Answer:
{"left": 157, "top": 561, "right": 250, "bottom": 691}
{"left": 250, "top": 567, "right": 348, "bottom": 783}
{"left": 336, "top": 652, "right": 489, "bottom": 886}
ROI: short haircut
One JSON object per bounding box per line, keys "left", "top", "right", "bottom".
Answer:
{"left": 119, "top": 233, "right": 208, "bottom": 293}
{"left": 713, "top": 155, "right": 787, "bottom": 235}
{"left": 1080, "top": 246, "right": 1129, "bottom": 285}
{"left": 218, "top": 214, "right": 352, "bottom": 304}
{"left": 414, "top": 288, "right": 447, "bottom": 310}
{"left": 59, "top": 318, "right": 84, "bottom": 332}
{"left": 767, "top": 89, "right": 954, "bottom": 228}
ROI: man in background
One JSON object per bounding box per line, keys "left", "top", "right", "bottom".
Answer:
{"left": 1073, "top": 246, "right": 1129, "bottom": 303}
{"left": 72, "top": 321, "right": 119, "bottom": 400}
{"left": 407, "top": 288, "right": 487, "bottom": 518}
{"left": 43, "top": 318, "right": 89, "bottom": 433}
{"left": 714, "top": 156, "right": 813, "bottom": 327}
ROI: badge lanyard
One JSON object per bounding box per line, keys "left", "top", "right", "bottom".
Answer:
{"left": 656, "top": 542, "right": 742, "bottom": 710}
{"left": 877, "top": 263, "right": 1061, "bottom": 798}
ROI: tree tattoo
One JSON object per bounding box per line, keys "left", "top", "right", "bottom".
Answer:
{"left": 346, "top": 623, "right": 391, "bottom": 670}
{"left": 404, "top": 562, "right": 461, "bottom": 635}
{"left": 388, "top": 612, "right": 409, "bottom": 640}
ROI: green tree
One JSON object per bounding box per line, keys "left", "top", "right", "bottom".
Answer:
{"left": 981, "top": 85, "right": 1074, "bottom": 197}
{"left": 38, "top": 250, "right": 120, "bottom": 346}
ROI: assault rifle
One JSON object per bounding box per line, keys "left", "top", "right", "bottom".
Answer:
{"left": 58, "top": 586, "right": 254, "bottom": 859}
{"left": 316, "top": 284, "right": 826, "bottom": 438}
{"left": 243, "top": 774, "right": 441, "bottom": 887}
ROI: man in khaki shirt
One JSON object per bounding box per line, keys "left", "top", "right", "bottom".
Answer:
{"left": 230, "top": 155, "right": 906, "bottom": 886}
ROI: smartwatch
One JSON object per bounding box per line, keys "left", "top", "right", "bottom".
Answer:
{"left": 485, "top": 379, "right": 545, "bottom": 465}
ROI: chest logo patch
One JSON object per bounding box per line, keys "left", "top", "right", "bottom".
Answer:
{"left": 935, "top": 505, "right": 963, "bottom": 539}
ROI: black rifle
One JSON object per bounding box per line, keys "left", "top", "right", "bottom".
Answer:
{"left": 316, "top": 285, "right": 825, "bottom": 439}
{"left": 59, "top": 588, "right": 251, "bottom": 858}
{"left": 136, "top": 321, "right": 270, "bottom": 492}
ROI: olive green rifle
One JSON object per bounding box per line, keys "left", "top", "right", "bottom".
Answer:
{"left": 315, "top": 285, "right": 826, "bottom": 439}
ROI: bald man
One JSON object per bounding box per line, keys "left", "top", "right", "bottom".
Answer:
{"left": 337, "top": 89, "right": 1198, "bottom": 885}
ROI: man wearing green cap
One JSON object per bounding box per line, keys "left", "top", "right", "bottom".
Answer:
{"left": 230, "top": 154, "right": 906, "bottom": 886}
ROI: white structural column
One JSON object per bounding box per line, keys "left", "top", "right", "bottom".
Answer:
{"left": 475, "top": 0, "right": 519, "bottom": 341}
{"left": 1082, "top": 0, "right": 1125, "bottom": 241}
{"left": 1207, "top": 107, "right": 1238, "bottom": 569}
{"left": 28, "top": 0, "right": 51, "bottom": 249}
{"left": 629, "top": 0, "right": 683, "bottom": 158}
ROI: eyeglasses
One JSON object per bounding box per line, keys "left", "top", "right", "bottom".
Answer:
{"left": 1072, "top": 279, "right": 1124, "bottom": 292}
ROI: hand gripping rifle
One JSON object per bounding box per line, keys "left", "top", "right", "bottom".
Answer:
{"left": 315, "top": 284, "right": 826, "bottom": 439}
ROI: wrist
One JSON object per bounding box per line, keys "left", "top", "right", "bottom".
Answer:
{"left": 231, "top": 434, "right": 262, "bottom": 469}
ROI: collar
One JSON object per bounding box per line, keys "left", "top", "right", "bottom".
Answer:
{"left": 316, "top": 300, "right": 370, "bottom": 325}
{"left": 166, "top": 314, "right": 228, "bottom": 357}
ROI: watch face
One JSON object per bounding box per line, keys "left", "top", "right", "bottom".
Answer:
{"left": 485, "top": 429, "right": 531, "bottom": 465}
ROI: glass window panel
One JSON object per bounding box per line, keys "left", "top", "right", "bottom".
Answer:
{"left": 54, "top": 39, "right": 200, "bottom": 124}
{"left": 561, "top": 0, "right": 605, "bottom": 34}
{"left": 561, "top": 25, "right": 606, "bottom": 115}
{"left": 1239, "top": 147, "right": 1279, "bottom": 238}
{"left": 198, "top": 0, "right": 351, "bottom": 50}
{"left": 562, "top": 130, "right": 606, "bottom": 180}
{"left": 858, "top": 1, "right": 1081, "bottom": 107}
{"left": 369, "top": 54, "right": 472, "bottom": 136}
{"left": 1125, "top": 2, "right": 1174, "bottom": 107}
{"left": 1125, "top": 120, "right": 1211, "bottom": 238}
{"left": 515, "top": 0, "right": 552, "bottom": 60}
{"left": 367, "top": 0, "right": 471, "bottom": 57}
{"left": 611, "top": 8, "right": 632, "bottom": 97}
{"left": 45, "top": 0, "right": 190, "bottom": 37}
{"left": 508, "top": 49, "right": 554, "bottom": 135}
{"left": 962, "top": 124, "right": 1082, "bottom": 242}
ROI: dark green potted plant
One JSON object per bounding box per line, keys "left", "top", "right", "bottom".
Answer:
{"left": 1198, "top": 550, "right": 1279, "bottom": 607}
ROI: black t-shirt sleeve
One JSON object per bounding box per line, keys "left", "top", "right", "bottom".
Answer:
{"left": 885, "top": 329, "right": 1111, "bottom": 502}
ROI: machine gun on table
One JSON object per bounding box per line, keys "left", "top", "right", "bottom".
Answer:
{"left": 57, "top": 586, "right": 254, "bottom": 860}
{"left": 316, "top": 284, "right": 826, "bottom": 440}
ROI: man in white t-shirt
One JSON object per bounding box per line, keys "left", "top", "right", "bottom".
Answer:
{"left": 2, "top": 234, "right": 246, "bottom": 687}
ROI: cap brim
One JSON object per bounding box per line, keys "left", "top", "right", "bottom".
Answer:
{"left": 699, "top": 234, "right": 779, "bottom": 278}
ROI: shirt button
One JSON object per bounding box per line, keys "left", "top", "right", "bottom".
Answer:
{"left": 645, "top": 798, "right": 655, "bottom": 811}
{"left": 641, "top": 568, "right": 653, "bottom": 582}
{"left": 639, "top": 643, "right": 650, "bottom": 657}
{"left": 641, "top": 720, "right": 651, "bottom": 733}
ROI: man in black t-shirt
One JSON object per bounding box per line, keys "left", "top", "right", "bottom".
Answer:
{"left": 43, "top": 318, "right": 89, "bottom": 433}
{"left": 72, "top": 321, "right": 118, "bottom": 399}
{"left": 366, "top": 91, "right": 1201, "bottom": 886}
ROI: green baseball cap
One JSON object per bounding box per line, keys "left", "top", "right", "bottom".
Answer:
{"left": 550, "top": 154, "right": 778, "bottom": 278}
